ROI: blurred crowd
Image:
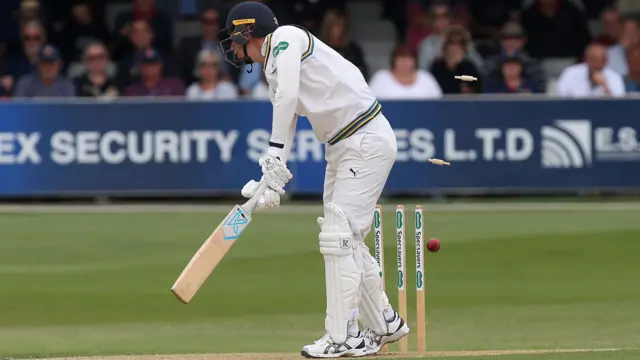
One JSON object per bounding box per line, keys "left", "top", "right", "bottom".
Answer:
{"left": 0, "top": 0, "right": 638, "bottom": 100}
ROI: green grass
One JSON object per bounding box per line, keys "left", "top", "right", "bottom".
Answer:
{"left": 1, "top": 205, "right": 640, "bottom": 358}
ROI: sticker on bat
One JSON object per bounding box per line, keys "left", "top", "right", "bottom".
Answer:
{"left": 223, "top": 207, "right": 249, "bottom": 240}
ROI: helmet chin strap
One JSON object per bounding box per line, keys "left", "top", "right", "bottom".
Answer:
{"left": 243, "top": 44, "right": 254, "bottom": 73}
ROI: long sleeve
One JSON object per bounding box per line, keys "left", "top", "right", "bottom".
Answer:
{"left": 264, "top": 27, "right": 308, "bottom": 157}
{"left": 280, "top": 115, "right": 298, "bottom": 163}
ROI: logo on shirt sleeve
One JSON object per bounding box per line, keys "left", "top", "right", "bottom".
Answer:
{"left": 273, "top": 41, "right": 289, "bottom": 57}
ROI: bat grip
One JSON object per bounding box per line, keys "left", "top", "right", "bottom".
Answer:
{"left": 242, "top": 180, "right": 268, "bottom": 214}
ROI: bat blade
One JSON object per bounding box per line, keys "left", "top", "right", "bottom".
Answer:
{"left": 171, "top": 204, "right": 252, "bottom": 303}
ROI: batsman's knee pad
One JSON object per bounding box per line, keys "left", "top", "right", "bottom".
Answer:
{"left": 358, "top": 243, "right": 392, "bottom": 335}
{"left": 319, "top": 202, "right": 363, "bottom": 344}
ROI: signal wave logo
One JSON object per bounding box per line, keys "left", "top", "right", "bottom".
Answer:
{"left": 541, "top": 120, "right": 592, "bottom": 168}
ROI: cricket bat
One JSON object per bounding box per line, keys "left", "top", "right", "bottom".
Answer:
{"left": 171, "top": 181, "right": 268, "bottom": 303}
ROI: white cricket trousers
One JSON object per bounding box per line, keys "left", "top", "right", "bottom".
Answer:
{"left": 323, "top": 113, "right": 397, "bottom": 243}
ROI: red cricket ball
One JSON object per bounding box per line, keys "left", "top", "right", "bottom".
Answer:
{"left": 427, "top": 238, "right": 440, "bottom": 252}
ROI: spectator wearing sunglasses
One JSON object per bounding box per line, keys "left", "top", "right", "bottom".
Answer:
{"left": 186, "top": 49, "right": 237, "bottom": 100}
{"left": 175, "top": 6, "right": 230, "bottom": 86}
{"left": 75, "top": 42, "right": 118, "bottom": 98}
{"left": 1, "top": 20, "right": 47, "bottom": 90}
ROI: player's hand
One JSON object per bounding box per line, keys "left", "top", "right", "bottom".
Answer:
{"left": 259, "top": 154, "right": 292, "bottom": 195}
{"left": 241, "top": 179, "right": 281, "bottom": 210}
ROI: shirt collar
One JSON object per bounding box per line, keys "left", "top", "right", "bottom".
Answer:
{"left": 261, "top": 34, "right": 273, "bottom": 57}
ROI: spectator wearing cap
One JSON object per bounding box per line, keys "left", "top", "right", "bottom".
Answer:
{"left": 176, "top": 6, "right": 230, "bottom": 86}
{"left": 59, "top": 0, "right": 111, "bottom": 63}
{"left": 124, "top": 48, "right": 185, "bottom": 97}
{"left": 624, "top": 43, "right": 640, "bottom": 93}
{"left": 556, "top": 43, "right": 625, "bottom": 97}
{"left": 115, "top": 19, "right": 175, "bottom": 92}
{"left": 606, "top": 17, "right": 640, "bottom": 76}
{"left": 483, "top": 21, "right": 543, "bottom": 83}
{"left": 369, "top": 44, "right": 442, "bottom": 99}
{"left": 593, "top": 6, "right": 622, "bottom": 47}
{"left": 113, "top": 0, "right": 173, "bottom": 58}
{"left": 14, "top": 44, "right": 75, "bottom": 98}
{"left": 186, "top": 49, "right": 238, "bottom": 100}
{"left": 483, "top": 54, "right": 543, "bottom": 94}
{"left": 522, "top": 0, "right": 591, "bottom": 59}
{"left": 75, "top": 42, "right": 118, "bottom": 98}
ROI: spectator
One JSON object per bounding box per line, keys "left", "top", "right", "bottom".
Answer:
{"left": 59, "top": 0, "right": 111, "bottom": 63}
{"left": 522, "top": 0, "right": 591, "bottom": 59}
{"left": 417, "top": 2, "right": 452, "bottom": 70}
{"left": 238, "top": 64, "right": 264, "bottom": 96}
{"left": 75, "top": 41, "right": 118, "bottom": 98}
{"left": 430, "top": 35, "right": 481, "bottom": 94}
{"left": 593, "top": 6, "right": 622, "bottom": 47}
{"left": 319, "top": 9, "right": 369, "bottom": 80}
{"left": 1, "top": 20, "right": 47, "bottom": 88}
{"left": 624, "top": 43, "right": 640, "bottom": 93}
{"left": 556, "top": 43, "right": 625, "bottom": 97}
{"left": 607, "top": 17, "right": 640, "bottom": 76}
{"left": 15, "top": 0, "right": 57, "bottom": 43}
{"left": 116, "top": 20, "right": 175, "bottom": 92}
{"left": 369, "top": 44, "right": 442, "bottom": 99}
{"left": 14, "top": 44, "right": 75, "bottom": 98}
{"left": 124, "top": 48, "right": 185, "bottom": 97}
{"left": 112, "top": 0, "right": 173, "bottom": 59}
{"left": 440, "top": 25, "right": 483, "bottom": 70}
{"left": 186, "top": 49, "right": 237, "bottom": 100}
{"left": 252, "top": 78, "right": 271, "bottom": 99}
{"left": 175, "top": 6, "right": 230, "bottom": 86}
{"left": 483, "top": 21, "right": 543, "bottom": 83}
{"left": 483, "top": 54, "right": 543, "bottom": 93}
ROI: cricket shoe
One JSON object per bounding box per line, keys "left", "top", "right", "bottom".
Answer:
{"left": 301, "top": 332, "right": 366, "bottom": 358}
{"left": 362, "top": 311, "right": 410, "bottom": 355}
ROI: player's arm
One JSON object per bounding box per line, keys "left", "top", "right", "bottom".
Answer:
{"left": 265, "top": 27, "right": 306, "bottom": 159}
{"left": 268, "top": 87, "right": 297, "bottom": 164}
{"left": 280, "top": 114, "right": 298, "bottom": 163}
{"left": 258, "top": 27, "right": 307, "bottom": 196}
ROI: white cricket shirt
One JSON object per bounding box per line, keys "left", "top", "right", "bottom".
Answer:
{"left": 260, "top": 25, "right": 380, "bottom": 159}
{"left": 556, "top": 63, "right": 626, "bottom": 97}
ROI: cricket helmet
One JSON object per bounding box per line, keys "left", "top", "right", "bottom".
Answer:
{"left": 218, "top": 1, "right": 279, "bottom": 68}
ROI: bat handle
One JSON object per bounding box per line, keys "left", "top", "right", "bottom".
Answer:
{"left": 242, "top": 180, "right": 268, "bottom": 214}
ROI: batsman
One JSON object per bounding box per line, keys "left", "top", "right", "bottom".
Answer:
{"left": 218, "top": 2, "right": 409, "bottom": 357}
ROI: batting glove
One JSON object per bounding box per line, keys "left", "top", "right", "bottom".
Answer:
{"left": 241, "top": 179, "right": 280, "bottom": 211}
{"left": 258, "top": 154, "right": 292, "bottom": 195}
